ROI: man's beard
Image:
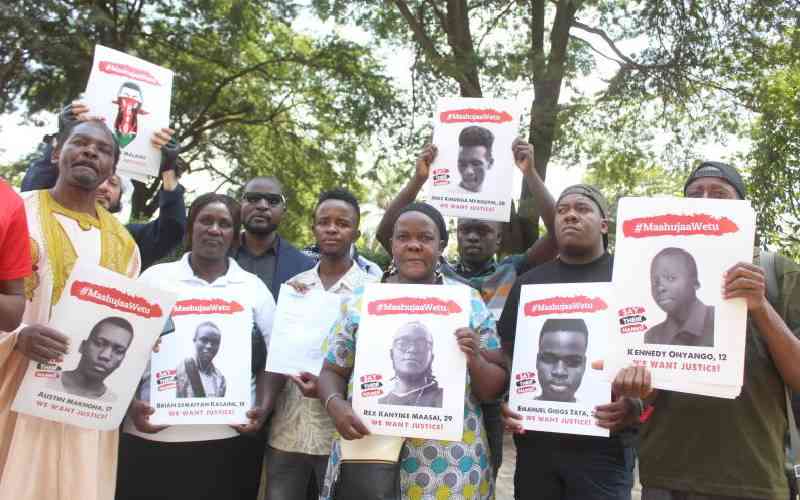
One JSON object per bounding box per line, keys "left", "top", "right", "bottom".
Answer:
{"left": 244, "top": 219, "right": 277, "bottom": 236}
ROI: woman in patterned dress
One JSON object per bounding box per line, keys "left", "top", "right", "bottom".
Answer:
{"left": 318, "top": 202, "right": 508, "bottom": 500}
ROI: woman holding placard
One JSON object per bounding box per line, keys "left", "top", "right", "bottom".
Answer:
{"left": 116, "top": 193, "right": 275, "bottom": 500}
{"left": 317, "top": 202, "right": 508, "bottom": 500}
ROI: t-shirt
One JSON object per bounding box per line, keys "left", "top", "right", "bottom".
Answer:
{"left": 0, "top": 180, "right": 32, "bottom": 281}
{"left": 639, "top": 250, "right": 800, "bottom": 499}
{"left": 497, "top": 253, "right": 633, "bottom": 452}
{"left": 442, "top": 254, "right": 528, "bottom": 320}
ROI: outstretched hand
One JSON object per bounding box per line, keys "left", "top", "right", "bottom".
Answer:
{"left": 129, "top": 399, "right": 168, "bottom": 434}
{"left": 233, "top": 406, "right": 269, "bottom": 434}
{"left": 723, "top": 262, "right": 768, "bottom": 313}
{"left": 501, "top": 401, "right": 525, "bottom": 434}
{"left": 512, "top": 138, "right": 534, "bottom": 174}
{"left": 290, "top": 371, "right": 319, "bottom": 398}
{"left": 327, "top": 398, "right": 369, "bottom": 440}
{"left": 591, "top": 360, "right": 654, "bottom": 400}
{"left": 415, "top": 144, "right": 437, "bottom": 183}
{"left": 15, "top": 324, "right": 69, "bottom": 363}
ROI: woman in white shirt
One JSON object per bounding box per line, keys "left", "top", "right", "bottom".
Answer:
{"left": 116, "top": 193, "right": 275, "bottom": 500}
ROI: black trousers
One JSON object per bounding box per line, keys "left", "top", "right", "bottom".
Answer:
{"left": 116, "top": 432, "right": 266, "bottom": 500}
{"left": 514, "top": 437, "right": 635, "bottom": 500}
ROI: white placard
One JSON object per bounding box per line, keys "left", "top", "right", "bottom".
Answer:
{"left": 12, "top": 262, "right": 176, "bottom": 430}
{"left": 266, "top": 284, "right": 342, "bottom": 376}
{"left": 509, "top": 283, "right": 612, "bottom": 437}
{"left": 427, "top": 97, "right": 522, "bottom": 222}
{"left": 351, "top": 283, "right": 470, "bottom": 441}
{"left": 610, "top": 197, "right": 755, "bottom": 393}
{"left": 84, "top": 44, "right": 173, "bottom": 179}
{"left": 148, "top": 291, "right": 252, "bottom": 425}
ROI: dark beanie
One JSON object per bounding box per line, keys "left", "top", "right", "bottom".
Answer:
{"left": 683, "top": 161, "right": 746, "bottom": 200}
{"left": 557, "top": 184, "right": 609, "bottom": 218}
{"left": 396, "top": 202, "right": 449, "bottom": 247}
{"left": 556, "top": 184, "right": 610, "bottom": 249}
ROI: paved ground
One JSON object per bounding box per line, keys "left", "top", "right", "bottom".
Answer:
{"left": 494, "top": 433, "right": 642, "bottom": 500}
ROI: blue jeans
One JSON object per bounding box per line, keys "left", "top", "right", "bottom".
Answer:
{"left": 513, "top": 437, "right": 635, "bottom": 500}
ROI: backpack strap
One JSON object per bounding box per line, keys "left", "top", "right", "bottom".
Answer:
{"left": 185, "top": 358, "right": 206, "bottom": 398}
{"left": 761, "top": 250, "right": 780, "bottom": 308}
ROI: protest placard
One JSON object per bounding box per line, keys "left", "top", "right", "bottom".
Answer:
{"left": 84, "top": 44, "right": 173, "bottom": 180}
{"left": 266, "top": 284, "right": 342, "bottom": 376}
{"left": 351, "top": 283, "right": 470, "bottom": 441}
{"left": 12, "top": 262, "right": 176, "bottom": 430}
{"left": 148, "top": 291, "right": 253, "bottom": 425}
{"left": 609, "top": 197, "right": 756, "bottom": 396}
{"left": 509, "top": 283, "right": 612, "bottom": 437}
{"left": 427, "top": 97, "right": 521, "bottom": 222}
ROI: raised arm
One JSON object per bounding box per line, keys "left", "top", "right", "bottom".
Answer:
{"left": 375, "top": 144, "right": 436, "bottom": 254}
{"left": 512, "top": 139, "right": 558, "bottom": 267}
{"left": 126, "top": 130, "right": 187, "bottom": 269}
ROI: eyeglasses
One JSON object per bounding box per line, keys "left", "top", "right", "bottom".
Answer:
{"left": 393, "top": 338, "right": 432, "bottom": 352}
{"left": 243, "top": 192, "right": 285, "bottom": 207}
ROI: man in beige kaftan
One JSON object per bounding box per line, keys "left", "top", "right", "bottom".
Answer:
{"left": 0, "top": 120, "right": 140, "bottom": 500}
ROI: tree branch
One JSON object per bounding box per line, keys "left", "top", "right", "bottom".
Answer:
{"left": 572, "top": 20, "right": 674, "bottom": 71}
{"left": 392, "top": 0, "right": 446, "bottom": 65}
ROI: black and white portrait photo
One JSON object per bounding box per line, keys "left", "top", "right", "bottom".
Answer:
{"left": 51, "top": 316, "right": 135, "bottom": 402}
{"left": 379, "top": 321, "right": 444, "bottom": 408}
{"left": 457, "top": 125, "right": 495, "bottom": 194}
{"left": 645, "top": 247, "right": 715, "bottom": 347}
{"left": 536, "top": 318, "right": 588, "bottom": 403}
{"left": 175, "top": 321, "right": 226, "bottom": 398}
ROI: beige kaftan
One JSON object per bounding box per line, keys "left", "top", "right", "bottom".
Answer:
{"left": 0, "top": 190, "right": 139, "bottom": 500}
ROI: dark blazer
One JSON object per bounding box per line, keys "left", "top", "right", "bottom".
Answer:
{"left": 271, "top": 236, "right": 315, "bottom": 298}
{"left": 234, "top": 234, "right": 315, "bottom": 300}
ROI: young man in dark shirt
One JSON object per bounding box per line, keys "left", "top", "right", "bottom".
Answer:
{"left": 498, "top": 184, "right": 638, "bottom": 500}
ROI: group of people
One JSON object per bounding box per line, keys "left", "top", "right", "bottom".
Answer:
{"left": 0, "top": 97, "right": 797, "bottom": 500}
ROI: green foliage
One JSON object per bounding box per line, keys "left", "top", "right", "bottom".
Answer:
{"left": 0, "top": 0, "right": 401, "bottom": 244}
{"left": 747, "top": 46, "right": 800, "bottom": 258}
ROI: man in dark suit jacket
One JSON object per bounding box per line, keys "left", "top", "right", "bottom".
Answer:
{"left": 233, "top": 176, "right": 315, "bottom": 300}
{"left": 231, "top": 175, "right": 314, "bottom": 500}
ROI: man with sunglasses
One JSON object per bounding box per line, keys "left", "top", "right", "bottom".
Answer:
{"left": 234, "top": 176, "right": 315, "bottom": 300}
{"left": 379, "top": 321, "right": 444, "bottom": 408}
{"left": 232, "top": 176, "right": 314, "bottom": 499}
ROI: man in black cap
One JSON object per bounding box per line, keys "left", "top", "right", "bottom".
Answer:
{"left": 498, "top": 183, "right": 639, "bottom": 500}
{"left": 613, "top": 161, "right": 800, "bottom": 500}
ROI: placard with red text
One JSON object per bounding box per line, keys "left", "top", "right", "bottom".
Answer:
{"left": 427, "top": 97, "right": 522, "bottom": 222}
{"left": 148, "top": 289, "right": 253, "bottom": 425}
{"left": 352, "top": 283, "right": 470, "bottom": 441}
{"left": 12, "top": 262, "right": 177, "bottom": 430}
{"left": 84, "top": 44, "right": 173, "bottom": 180}
{"left": 509, "top": 283, "right": 612, "bottom": 437}
{"left": 609, "top": 197, "right": 755, "bottom": 394}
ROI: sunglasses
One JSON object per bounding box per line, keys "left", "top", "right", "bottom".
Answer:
{"left": 393, "top": 338, "right": 432, "bottom": 352}
{"left": 243, "top": 192, "right": 286, "bottom": 207}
